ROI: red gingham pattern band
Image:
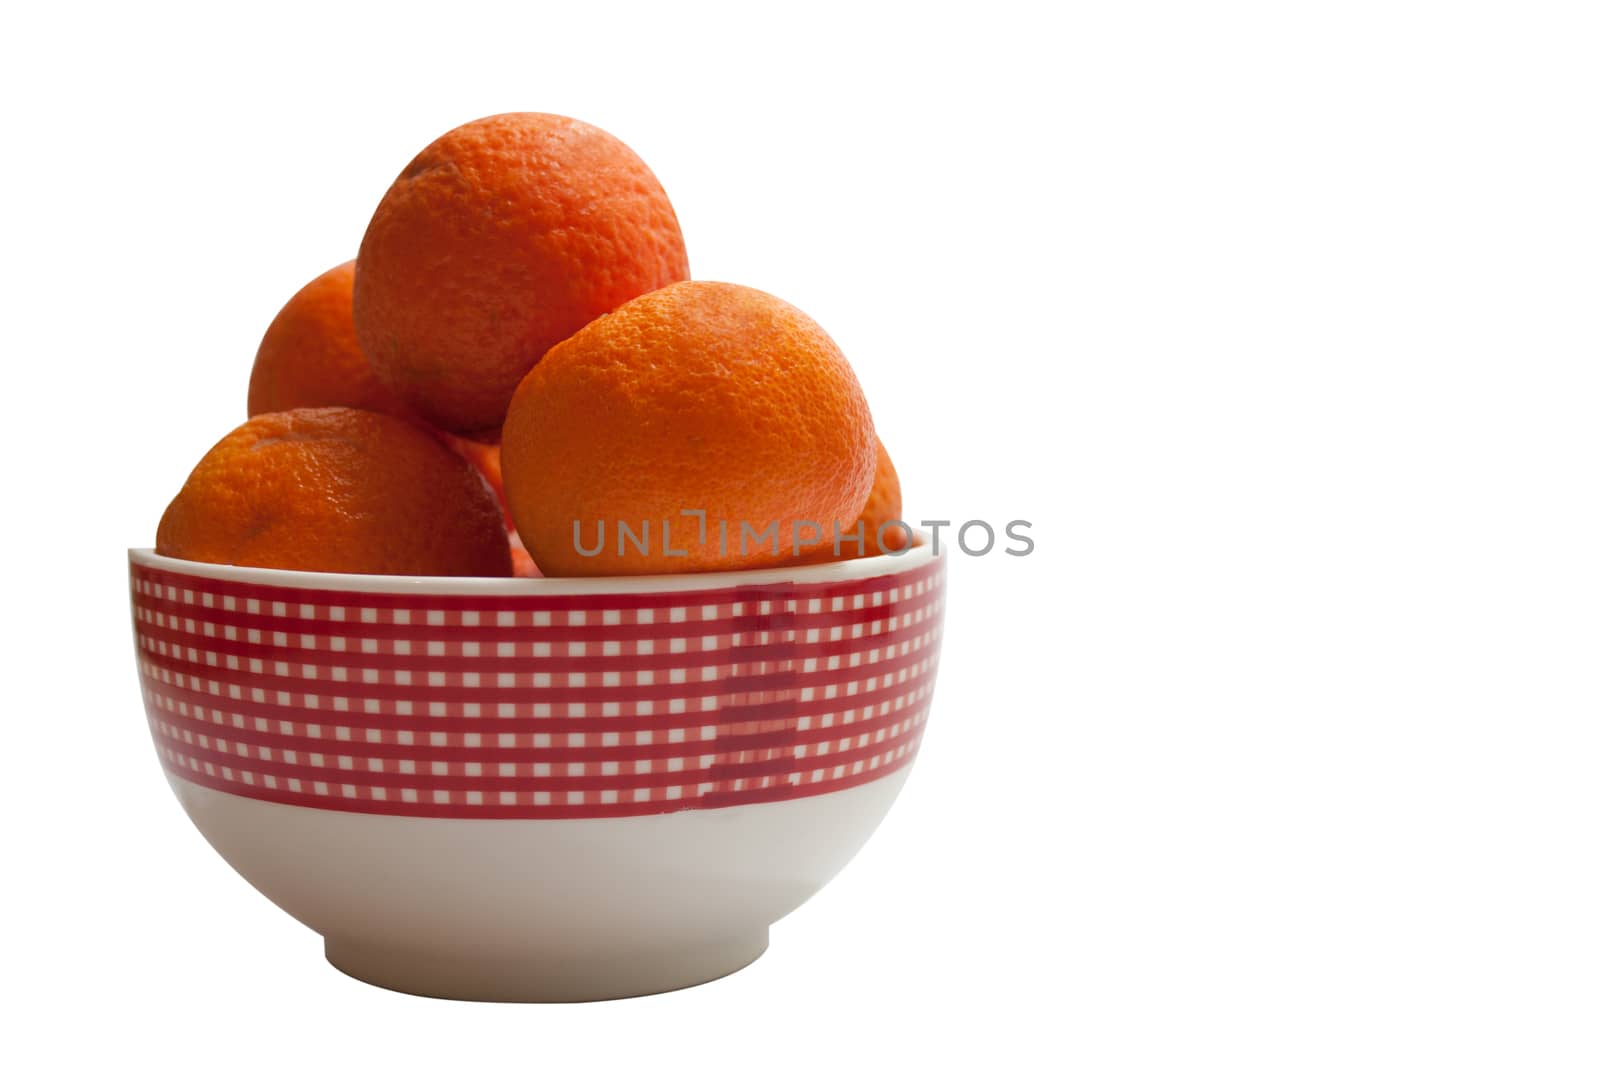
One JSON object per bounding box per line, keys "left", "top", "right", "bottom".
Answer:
{"left": 131, "top": 556, "right": 944, "bottom": 819}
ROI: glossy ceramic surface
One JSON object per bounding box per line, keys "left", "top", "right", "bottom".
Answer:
{"left": 129, "top": 544, "right": 945, "bottom": 1000}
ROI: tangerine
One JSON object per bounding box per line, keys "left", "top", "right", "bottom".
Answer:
{"left": 354, "top": 112, "right": 689, "bottom": 435}
{"left": 157, "top": 407, "right": 512, "bottom": 577}
{"left": 247, "top": 261, "right": 409, "bottom": 419}
{"left": 501, "top": 281, "right": 875, "bottom": 577}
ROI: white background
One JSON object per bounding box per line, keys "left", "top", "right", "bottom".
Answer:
{"left": 4, "top": 1, "right": 1597, "bottom": 1063}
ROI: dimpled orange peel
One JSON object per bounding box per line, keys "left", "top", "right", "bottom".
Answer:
{"left": 500, "top": 281, "right": 877, "bottom": 577}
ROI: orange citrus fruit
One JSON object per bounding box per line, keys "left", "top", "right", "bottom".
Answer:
{"left": 501, "top": 281, "right": 876, "bottom": 577}
{"left": 157, "top": 407, "right": 512, "bottom": 577}
{"left": 247, "top": 261, "right": 409, "bottom": 419}
{"left": 508, "top": 531, "right": 541, "bottom": 578}
{"left": 437, "top": 433, "right": 514, "bottom": 529}
{"left": 853, "top": 436, "right": 909, "bottom": 557}
{"left": 245, "top": 265, "right": 522, "bottom": 543}
{"left": 354, "top": 112, "right": 690, "bottom": 436}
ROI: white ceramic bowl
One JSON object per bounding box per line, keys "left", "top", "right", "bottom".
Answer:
{"left": 129, "top": 542, "right": 945, "bottom": 1000}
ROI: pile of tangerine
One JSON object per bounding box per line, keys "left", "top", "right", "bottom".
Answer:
{"left": 158, "top": 112, "right": 905, "bottom": 579}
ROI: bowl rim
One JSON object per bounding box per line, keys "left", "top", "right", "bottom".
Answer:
{"left": 128, "top": 538, "right": 938, "bottom": 596}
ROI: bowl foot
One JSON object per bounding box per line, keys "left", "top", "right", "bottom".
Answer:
{"left": 324, "top": 929, "right": 770, "bottom": 1002}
